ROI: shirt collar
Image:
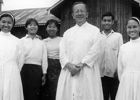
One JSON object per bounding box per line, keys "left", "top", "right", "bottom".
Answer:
{"left": 130, "top": 37, "right": 140, "bottom": 43}
{"left": 75, "top": 22, "right": 88, "bottom": 28}
{"left": 0, "top": 31, "right": 11, "bottom": 36}
{"left": 25, "top": 34, "right": 39, "bottom": 39}
{"left": 102, "top": 30, "right": 114, "bottom": 37}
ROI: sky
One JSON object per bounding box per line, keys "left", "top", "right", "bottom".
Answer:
{"left": 2, "top": 0, "right": 59, "bottom": 11}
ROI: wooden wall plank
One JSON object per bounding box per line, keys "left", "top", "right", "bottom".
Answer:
{"left": 59, "top": 0, "right": 132, "bottom": 42}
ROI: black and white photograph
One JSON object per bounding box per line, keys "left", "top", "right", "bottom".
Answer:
{"left": 0, "top": 0, "right": 140, "bottom": 100}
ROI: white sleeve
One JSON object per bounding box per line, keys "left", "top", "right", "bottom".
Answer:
{"left": 16, "top": 39, "right": 25, "bottom": 71}
{"left": 117, "top": 46, "right": 124, "bottom": 81}
{"left": 117, "top": 34, "right": 123, "bottom": 56}
{"left": 41, "top": 42, "right": 48, "bottom": 74}
{"left": 81, "top": 34, "right": 102, "bottom": 68}
{"left": 59, "top": 35, "right": 69, "bottom": 69}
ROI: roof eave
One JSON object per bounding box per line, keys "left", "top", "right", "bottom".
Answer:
{"left": 134, "top": 0, "right": 140, "bottom": 5}
{"left": 49, "top": 0, "right": 64, "bottom": 11}
{"left": 49, "top": 0, "right": 65, "bottom": 18}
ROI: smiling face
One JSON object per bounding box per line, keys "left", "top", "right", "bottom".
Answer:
{"left": 101, "top": 16, "right": 114, "bottom": 31}
{"left": 127, "top": 19, "right": 140, "bottom": 40}
{"left": 46, "top": 22, "right": 58, "bottom": 38}
{"left": 72, "top": 3, "right": 88, "bottom": 26}
{"left": 0, "top": 16, "right": 14, "bottom": 33}
{"left": 26, "top": 21, "right": 38, "bottom": 35}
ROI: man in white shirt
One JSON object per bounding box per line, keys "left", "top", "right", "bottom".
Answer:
{"left": 56, "top": 2, "right": 103, "bottom": 100}
{"left": 100, "top": 12, "right": 123, "bottom": 100}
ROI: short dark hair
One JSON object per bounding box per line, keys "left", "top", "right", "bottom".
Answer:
{"left": 102, "top": 12, "right": 115, "bottom": 21}
{"left": 45, "top": 19, "right": 60, "bottom": 36}
{"left": 72, "top": 1, "right": 88, "bottom": 13}
{"left": 0, "top": 12, "right": 15, "bottom": 26}
{"left": 25, "top": 18, "right": 39, "bottom": 28}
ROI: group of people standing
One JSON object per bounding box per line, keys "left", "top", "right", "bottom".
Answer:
{"left": 0, "top": 11, "right": 61, "bottom": 100}
{"left": 0, "top": 1, "right": 140, "bottom": 100}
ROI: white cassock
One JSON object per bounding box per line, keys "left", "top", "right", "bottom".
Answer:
{"left": 116, "top": 38, "right": 140, "bottom": 100}
{"left": 0, "top": 31, "right": 24, "bottom": 100}
{"left": 56, "top": 22, "right": 103, "bottom": 100}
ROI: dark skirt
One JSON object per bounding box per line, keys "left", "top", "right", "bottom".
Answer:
{"left": 21, "top": 64, "right": 43, "bottom": 100}
{"left": 41, "top": 58, "right": 61, "bottom": 100}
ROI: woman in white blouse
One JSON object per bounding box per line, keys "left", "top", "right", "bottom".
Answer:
{"left": 42, "top": 19, "right": 61, "bottom": 100}
{"left": 20, "top": 18, "right": 48, "bottom": 100}
{"left": 116, "top": 17, "right": 140, "bottom": 100}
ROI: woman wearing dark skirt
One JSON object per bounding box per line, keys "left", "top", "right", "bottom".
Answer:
{"left": 42, "top": 19, "right": 61, "bottom": 100}
{"left": 20, "top": 18, "right": 48, "bottom": 100}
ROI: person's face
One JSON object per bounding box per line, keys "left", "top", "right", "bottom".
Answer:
{"left": 26, "top": 21, "right": 38, "bottom": 35}
{"left": 101, "top": 16, "right": 114, "bottom": 31}
{"left": 72, "top": 3, "right": 88, "bottom": 26}
{"left": 46, "top": 22, "right": 58, "bottom": 38}
{"left": 0, "top": 17, "right": 13, "bottom": 33}
{"left": 127, "top": 19, "right": 140, "bottom": 40}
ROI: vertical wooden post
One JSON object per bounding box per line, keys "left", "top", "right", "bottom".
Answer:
{"left": 0, "top": 0, "right": 3, "bottom": 12}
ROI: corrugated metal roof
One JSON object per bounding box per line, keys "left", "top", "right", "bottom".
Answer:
{"left": 1, "top": 8, "right": 60, "bottom": 27}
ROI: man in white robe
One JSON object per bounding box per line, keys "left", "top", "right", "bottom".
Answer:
{"left": 56, "top": 2, "right": 103, "bottom": 100}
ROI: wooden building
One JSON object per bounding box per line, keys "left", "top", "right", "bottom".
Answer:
{"left": 0, "top": 0, "right": 3, "bottom": 11}
{"left": 50, "top": 0, "right": 140, "bottom": 42}
{"left": 2, "top": 8, "right": 60, "bottom": 39}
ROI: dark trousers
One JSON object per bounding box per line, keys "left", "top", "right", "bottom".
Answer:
{"left": 21, "top": 64, "right": 43, "bottom": 100}
{"left": 41, "top": 59, "right": 61, "bottom": 100}
{"left": 101, "top": 76, "right": 119, "bottom": 100}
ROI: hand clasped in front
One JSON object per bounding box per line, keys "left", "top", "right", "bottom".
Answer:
{"left": 64, "top": 62, "right": 87, "bottom": 76}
